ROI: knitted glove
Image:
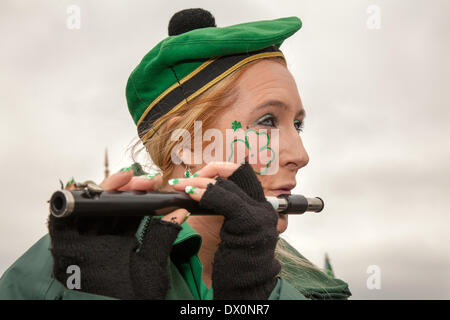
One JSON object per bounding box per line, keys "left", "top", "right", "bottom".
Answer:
{"left": 48, "top": 213, "right": 181, "bottom": 300}
{"left": 199, "top": 161, "right": 281, "bottom": 300}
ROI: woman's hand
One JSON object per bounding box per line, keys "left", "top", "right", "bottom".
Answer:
{"left": 48, "top": 167, "right": 190, "bottom": 299}
{"left": 67, "top": 168, "right": 189, "bottom": 224}
{"left": 168, "top": 161, "right": 240, "bottom": 199}
{"left": 170, "top": 160, "right": 281, "bottom": 300}
{"left": 169, "top": 161, "right": 287, "bottom": 232}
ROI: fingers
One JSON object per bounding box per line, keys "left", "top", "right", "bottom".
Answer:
{"left": 136, "top": 210, "right": 189, "bottom": 259}
{"left": 64, "top": 169, "right": 163, "bottom": 192}
{"left": 65, "top": 177, "right": 76, "bottom": 190}
{"left": 169, "top": 177, "right": 215, "bottom": 190}
{"left": 161, "top": 208, "right": 191, "bottom": 225}
{"left": 118, "top": 174, "right": 163, "bottom": 192}
{"left": 171, "top": 176, "right": 242, "bottom": 220}
{"left": 197, "top": 182, "right": 245, "bottom": 219}
{"left": 183, "top": 185, "right": 206, "bottom": 202}
{"left": 169, "top": 177, "right": 215, "bottom": 202}
{"left": 191, "top": 161, "right": 241, "bottom": 179}
{"left": 64, "top": 177, "right": 75, "bottom": 190}
{"left": 167, "top": 161, "right": 242, "bottom": 203}
{"left": 100, "top": 170, "right": 134, "bottom": 191}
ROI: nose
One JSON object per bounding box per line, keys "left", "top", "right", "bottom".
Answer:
{"left": 278, "top": 127, "right": 309, "bottom": 172}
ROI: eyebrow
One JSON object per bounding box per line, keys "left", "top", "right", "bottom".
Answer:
{"left": 253, "top": 99, "right": 306, "bottom": 118}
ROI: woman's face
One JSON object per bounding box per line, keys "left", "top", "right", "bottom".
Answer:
{"left": 209, "top": 59, "right": 309, "bottom": 233}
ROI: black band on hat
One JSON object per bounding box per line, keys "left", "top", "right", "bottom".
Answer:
{"left": 137, "top": 45, "right": 284, "bottom": 143}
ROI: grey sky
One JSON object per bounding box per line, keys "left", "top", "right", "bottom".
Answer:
{"left": 1, "top": 0, "right": 449, "bottom": 299}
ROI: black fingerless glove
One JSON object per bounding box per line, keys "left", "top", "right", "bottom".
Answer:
{"left": 48, "top": 213, "right": 181, "bottom": 299}
{"left": 199, "top": 161, "right": 281, "bottom": 300}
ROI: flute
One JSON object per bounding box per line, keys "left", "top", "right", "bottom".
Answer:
{"left": 49, "top": 189, "right": 324, "bottom": 218}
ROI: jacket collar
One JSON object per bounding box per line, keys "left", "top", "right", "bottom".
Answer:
{"left": 171, "top": 220, "right": 203, "bottom": 264}
{"left": 173, "top": 220, "right": 202, "bottom": 248}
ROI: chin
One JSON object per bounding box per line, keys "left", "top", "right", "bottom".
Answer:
{"left": 277, "top": 214, "right": 288, "bottom": 234}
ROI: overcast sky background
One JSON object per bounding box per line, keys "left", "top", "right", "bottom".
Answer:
{"left": 1, "top": 0, "right": 449, "bottom": 299}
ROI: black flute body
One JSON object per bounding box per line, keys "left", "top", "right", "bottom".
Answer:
{"left": 49, "top": 190, "right": 324, "bottom": 218}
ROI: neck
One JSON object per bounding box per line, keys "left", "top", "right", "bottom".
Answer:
{"left": 160, "top": 182, "right": 223, "bottom": 289}
{"left": 186, "top": 215, "right": 223, "bottom": 289}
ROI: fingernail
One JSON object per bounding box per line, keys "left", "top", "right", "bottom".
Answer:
{"left": 192, "top": 172, "right": 199, "bottom": 178}
{"left": 168, "top": 178, "right": 181, "bottom": 185}
{"left": 144, "top": 173, "right": 159, "bottom": 179}
{"left": 119, "top": 166, "right": 132, "bottom": 173}
{"left": 65, "top": 177, "right": 74, "bottom": 188}
{"left": 185, "top": 186, "right": 197, "bottom": 194}
{"left": 183, "top": 212, "right": 191, "bottom": 223}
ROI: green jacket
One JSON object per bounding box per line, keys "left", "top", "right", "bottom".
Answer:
{"left": 0, "top": 216, "right": 351, "bottom": 300}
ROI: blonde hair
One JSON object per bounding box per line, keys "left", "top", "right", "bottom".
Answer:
{"left": 128, "top": 57, "right": 321, "bottom": 277}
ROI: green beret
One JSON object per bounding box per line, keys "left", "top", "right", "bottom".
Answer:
{"left": 125, "top": 9, "right": 302, "bottom": 143}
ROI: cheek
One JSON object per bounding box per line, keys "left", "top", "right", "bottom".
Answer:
{"left": 257, "top": 174, "right": 271, "bottom": 190}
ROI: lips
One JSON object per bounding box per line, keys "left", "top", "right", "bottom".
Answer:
{"left": 269, "top": 184, "right": 295, "bottom": 197}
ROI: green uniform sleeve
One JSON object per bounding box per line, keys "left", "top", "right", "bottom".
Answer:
{"left": 0, "top": 235, "right": 54, "bottom": 299}
{"left": 0, "top": 234, "right": 113, "bottom": 300}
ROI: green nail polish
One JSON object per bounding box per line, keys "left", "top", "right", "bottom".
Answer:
{"left": 192, "top": 172, "right": 198, "bottom": 178}
{"left": 185, "top": 186, "right": 196, "bottom": 194}
{"left": 65, "top": 177, "right": 74, "bottom": 188}
{"left": 168, "top": 178, "right": 180, "bottom": 185}
{"left": 183, "top": 212, "right": 191, "bottom": 223}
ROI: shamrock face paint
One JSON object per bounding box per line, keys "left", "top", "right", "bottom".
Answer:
{"left": 231, "top": 120, "right": 242, "bottom": 131}
{"left": 169, "top": 119, "right": 279, "bottom": 174}
{"left": 168, "top": 59, "right": 307, "bottom": 189}
{"left": 227, "top": 121, "right": 278, "bottom": 175}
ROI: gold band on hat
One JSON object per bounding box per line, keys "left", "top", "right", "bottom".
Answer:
{"left": 137, "top": 46, "right": 285, "bottom": 144}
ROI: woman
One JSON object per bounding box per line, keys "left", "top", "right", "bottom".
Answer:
{"left": 0, "top": 8, "right": 351, "bottom": 300}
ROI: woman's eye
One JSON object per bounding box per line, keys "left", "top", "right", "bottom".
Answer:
{"left": 294, "top": 120, "right": 304, "bottom": 132}
{"left": 255, "top": 114, "right": 277, "bottom": 127}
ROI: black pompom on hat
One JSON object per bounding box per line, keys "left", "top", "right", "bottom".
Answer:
{"left": 168, "top": 8, "right": 216, "bottom": 36}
